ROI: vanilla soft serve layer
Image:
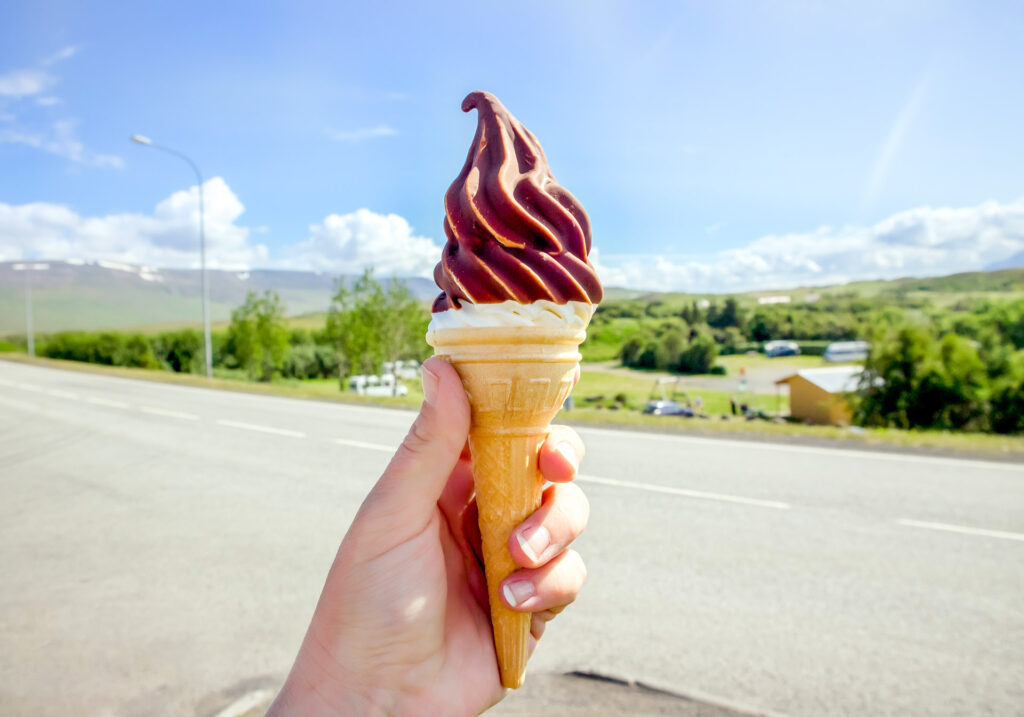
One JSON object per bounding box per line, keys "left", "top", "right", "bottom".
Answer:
{"left": 427, "top": 300, "right": 594, "bottom": 331}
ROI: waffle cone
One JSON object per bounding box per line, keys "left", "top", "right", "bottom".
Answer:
{"left": 426, "top": 325, "right": 585, "bottom": 689}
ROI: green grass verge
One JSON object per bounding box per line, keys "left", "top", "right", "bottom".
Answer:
{"left": 2, "top": 353, "right": 1020, "bottom": 459}
{"left": 559, "top": 407, "right": 1024, "bottom": 457}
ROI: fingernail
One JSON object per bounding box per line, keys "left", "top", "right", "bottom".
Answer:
{"left": 502, "top": 580, "right": 535, "bottom": 608}
{"left": 556, "top": 441, "right": 578, "bottom": 472}
{"left": 421, "top": 364, "right": 439, "bottom": 405}
{"left": 516, "top": 524, "right": 551, "bottom": 563}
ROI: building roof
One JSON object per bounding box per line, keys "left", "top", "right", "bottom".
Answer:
{"left": 775, "top": 366, "right": 864, "bottom": 394}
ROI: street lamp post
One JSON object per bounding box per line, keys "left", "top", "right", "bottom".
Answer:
{"left": 12, "top": 262, "right": 48, "bottom": 356}
{"left": 131, "top": 134, "right": 213, "bottom": 378}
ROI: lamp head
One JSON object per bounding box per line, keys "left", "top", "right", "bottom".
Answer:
{"left": 131, "top": 134, "right": 153, "bottom": 146}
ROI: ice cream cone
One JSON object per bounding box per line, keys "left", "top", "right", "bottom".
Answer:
{"left": 426, "top": 325, "right": 585, "bottom": 689}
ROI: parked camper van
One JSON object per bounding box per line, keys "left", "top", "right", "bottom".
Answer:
{"left": 824, "top": 341, "right": 869, "bottom": 363}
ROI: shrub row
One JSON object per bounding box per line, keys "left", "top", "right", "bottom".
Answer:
{"left": 37, "top": 329, "right": 340, "bottom": 379}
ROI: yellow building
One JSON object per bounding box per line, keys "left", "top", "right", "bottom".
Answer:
{"left": 775, "top": 366, "right": 863, "bottom": 426}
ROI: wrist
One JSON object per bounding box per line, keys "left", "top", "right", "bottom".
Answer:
{"left": 269, "top": 635, "right": 400, "bottom": 717}
{"left": 269, "top": 669, "right": 387, "bottom": 717}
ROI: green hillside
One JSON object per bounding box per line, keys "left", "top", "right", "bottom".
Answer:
{"left": 3, "top": 260, "right": 1022, "bottom": 337}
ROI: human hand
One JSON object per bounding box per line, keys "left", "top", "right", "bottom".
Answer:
{"left": 269, "top": 357, "right": 589, "bottom": 716}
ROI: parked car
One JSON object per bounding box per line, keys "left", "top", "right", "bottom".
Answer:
{"left": 642, "top": 400, "right": 694, "bottom": 417}
{"left": 764, "top": 340, "right": 800, "bottom": 357}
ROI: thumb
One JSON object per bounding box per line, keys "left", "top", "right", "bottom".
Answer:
{"left": 360, "top": 356, "right": 471, "bottom": 541}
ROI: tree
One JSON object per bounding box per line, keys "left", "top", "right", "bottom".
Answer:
{"left": 854, "top": 325, "right": 988, "bottom": 431}
{"left": 228, "top": 290, "right": 289, "bottom": 381}
{"left": 326, "top": 270, "right": 383, "bottom": 381}
{"left": 619, "top": 334, "right": 647, "bottom": 367}
{"left": 707, "top": 297, "right": 742, "bottom": 329}
{"left": 676, "top": 334, "right": 718, "bottom": 374}
{"left": 658, "top": 326, "right": 688, "bottom": 368}
{"left": 377, "top": 278, "right": 430, "bottom": 393}
{"left": 989, "top": 350, "right": 1024, "bottom": 434}
{"left": 326, "top": 269, "right": 431, "bottom": 390}
{"left": 854, "top": 324, "right": 936, "bottom": 429}
{"left": 680, "top": 301, "right": 704, "bottom": 325}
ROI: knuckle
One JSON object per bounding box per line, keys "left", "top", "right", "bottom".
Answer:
{"left": 551, "top": 483, "right": 589, "bottom": 535}
{"left": 398, "top": 417, "right": 432, "bottom": 458}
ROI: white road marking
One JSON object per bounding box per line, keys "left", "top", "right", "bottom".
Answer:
{"left": 0, "top": 394, "right": 40, "bottom": 412}
{"left": 0, "top": 377, "right": 15, "bottom": 387}
{"left": 578, "top": 474, "right": 791, "bottom": 510}
{"left": 334, "top": 437, "right": 397, "bottom": 452}
{"left": 141, "top": 406, "right": 199, "bottom": 421}
{"left": 47, "top": 389, "right": 81, "bottom": 400}
{"left": 577, "top": 426, "right": 1024, "bottom": 473}
{"left": 14, "top": 381, "right": 42, "bottom": 392}
{"left": 897, "top": 519, "right": 1024, "bottom": 543}
{"left": 86, "top": 396, "right": 129, "bottom": 409}
{"left": 217, "top": 419, "right": 305, "bottom": 438}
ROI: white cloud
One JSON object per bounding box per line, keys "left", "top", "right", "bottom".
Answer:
{"left": 0, "top": 68, "right": 55, "bottom": 98}
{"left": 328, "top": 124, "right": 398, "bottom": 142}
{"left": 5, "top": 180, "right": 1021, "bottom": 293}
{"left": 41, "top": 45, "right": 79, "bottom": 66}
{"left": 0, "top": 177, "right": 267, "bottom": 269}
{"left": 597, "top": 197, "right": 1024, "bottom": 292}
{"left": 0, "top": 120, "right": 124, "bottom": 168}
{"left": 0, "top": 48, "right": 123, "bottom": 169}
{"left": 284, "top": 209, "right": 441, "bottom": 277}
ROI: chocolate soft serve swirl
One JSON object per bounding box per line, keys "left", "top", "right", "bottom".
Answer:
{"left": 431, "top": 91, "right": 603, "bottom": 313}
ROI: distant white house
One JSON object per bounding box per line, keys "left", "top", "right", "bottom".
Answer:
{"left": 758, "top": 295, "right": 791, "bottom": 305}
{"left": 824, "top": 341, "right": 870, "bottom": 363}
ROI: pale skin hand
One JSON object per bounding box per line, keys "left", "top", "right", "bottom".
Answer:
{"left": 269, "top": 357, "right": 590, "bottom": 717}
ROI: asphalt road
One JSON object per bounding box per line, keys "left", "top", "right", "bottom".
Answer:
{"left": 1, "top": 361, "right": 1022, "bottom": 717}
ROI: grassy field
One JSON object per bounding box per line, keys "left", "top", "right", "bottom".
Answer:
{"left": 573, "top": 367, "right": 785, "bottom": 415}
{"left": 5, "top": 352, "right": 1020, "bottom": 459}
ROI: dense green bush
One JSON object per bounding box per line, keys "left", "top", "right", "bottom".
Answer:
{"left": 281, "top": 344, "right": 339, "bottom": 379}
{"left": 854, "top": 322, "right": 1022, "bottom": 434}
{"left": 618, "top": 320, "right": 720, "bottom": 374}
{"left": 151, "top": 330, "right": 203, "bottom": 373}
{"left": 676, "top": 335, "right": 719, "bottom": 374}
{"left": 41, "top": 331, "right": 158, "bottom": 368}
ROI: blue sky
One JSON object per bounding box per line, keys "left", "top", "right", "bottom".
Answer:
{"left": 2, "top": 1, "right": 1023, "bottom": 291}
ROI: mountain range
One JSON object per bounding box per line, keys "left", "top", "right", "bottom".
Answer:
{"left": 0, "top": 260, "right": 436, "bottom": 335}
{"left": 1, "top": 259, "right": 1022, "bottom": 336}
